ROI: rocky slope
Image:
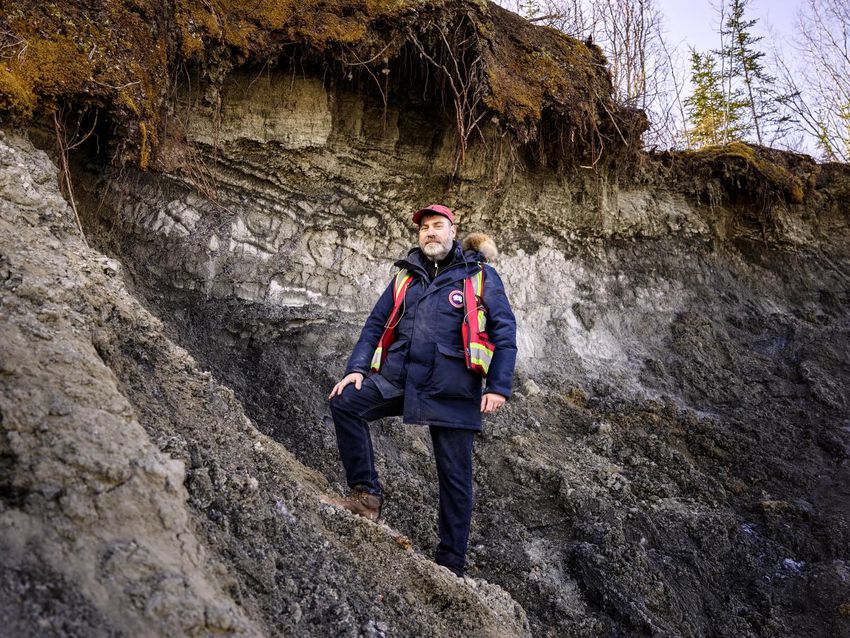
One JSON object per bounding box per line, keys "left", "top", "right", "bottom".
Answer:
{"left": 2, "top": 1, "right": 849, "bottom": 637}
{"left": 0, "top": 131, "right": 528, "bottom": 637}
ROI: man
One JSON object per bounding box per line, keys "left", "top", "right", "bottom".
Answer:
{"left": 327, "top": 204, "right": 517, "bottom": 577}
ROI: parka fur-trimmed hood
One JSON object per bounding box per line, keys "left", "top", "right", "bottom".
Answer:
{"left": 462, "top": 233, "right": 498, "bottom": 261}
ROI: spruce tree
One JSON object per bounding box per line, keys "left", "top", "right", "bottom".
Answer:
{"left": 716, "top": 0, "right": 794, "bottom": 146}
{"left": 685, "top": 50, "right": 730, "bottom": 147}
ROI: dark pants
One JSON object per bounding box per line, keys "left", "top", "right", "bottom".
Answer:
{"left": 329, "top": 377, "right": 474, "bottom": 576}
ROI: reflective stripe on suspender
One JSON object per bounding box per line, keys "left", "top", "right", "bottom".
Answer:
{"left": 370, "top": 269, "right": 413, "bottom": 372}
{"left": 463, "top": 264, "right": 495, "bottom": 376}
{"left": 371, "top": 263, "right": 495, "bottom": 377}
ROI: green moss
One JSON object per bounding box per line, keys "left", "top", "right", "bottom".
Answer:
{"left": 486, "top": 66, "right": 542, "bottom": 123}
{"left": 138, "top": 120, "right": 150, "bottom": 169}
{"left": 682, "top": 141, "right": 810, "bottom": 204}
{"left": 0, "top": 67, "right": 36, "bottom": 117}
{"left": 1, "top": 1, "right": 168, "bottom": 164}
{"left": 173, "top": 1, "right": 394, "bottom": 57}
{"left": 481, "top": 4, "right": 634, "bottom": 166}
{"left": 0, "top": 34, "right": 92, "bottom": 114}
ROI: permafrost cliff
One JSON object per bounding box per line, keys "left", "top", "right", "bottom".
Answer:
{"left": 1, "top": 1, "right": 849, "bottom": 636}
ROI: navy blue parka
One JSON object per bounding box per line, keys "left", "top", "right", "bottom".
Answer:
{"left": 344, "top": 240, "right": 517, "bottom": 431}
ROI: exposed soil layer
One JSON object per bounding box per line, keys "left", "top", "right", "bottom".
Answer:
{"left": 117, "top": 233, "right": 850, "bottom": 638}
{"left": 0, "top": 130, "right": 529, "bottom": 637}
{"left": 53, "top": 66, "right": 849, "bottom": 635}
{"left": 0, "top": 0, "right": 642, "bottom": 170}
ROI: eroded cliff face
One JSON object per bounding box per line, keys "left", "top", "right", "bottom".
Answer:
{"left": 38, "top": 67, "right": 849, "bottom": 638}
{"left": 2, "top": 2, "right": 849, "bottom": 634}
{"left": 0, "top": 131, "right": 530, "bottom": 637}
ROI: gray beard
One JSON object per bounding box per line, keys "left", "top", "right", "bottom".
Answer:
{"left": 422, "top": 241, "right": 451, "bottom": 261}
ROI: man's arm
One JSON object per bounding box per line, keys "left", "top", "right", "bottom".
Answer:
{"left": 343, "top": 277, "right": 396, "bottom": 376}
{"left": 481, "top": 264, "right": 517, "bottom": 400}
{"left": 329, "top": 278, "right": 396, "bottom": 399}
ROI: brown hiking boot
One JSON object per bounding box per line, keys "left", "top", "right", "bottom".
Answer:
{"left": 324, "top": 488, "right": 383, "bottom": 522}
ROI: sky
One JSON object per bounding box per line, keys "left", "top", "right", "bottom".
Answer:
{"left": 657, "top": 0, "right": 813, "bottom": 151}
{"left": 493, "top": 0, "right": 823, "bottom": 152}
{"left": 658, "top": 0, "right": 803, "bottom": 56}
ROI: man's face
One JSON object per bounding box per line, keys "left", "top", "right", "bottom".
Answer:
{"left": 418, "top": 213, "right": 456, "bottom": 261}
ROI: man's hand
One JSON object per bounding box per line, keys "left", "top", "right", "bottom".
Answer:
{"left": 480, "top": 392, "right": 506, "bottom": 413}
{"left": 329, "top": 372, "right": 364, "bottom": 399}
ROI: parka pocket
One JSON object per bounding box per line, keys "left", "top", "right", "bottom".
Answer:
{"left": 430, "top": 342, "right": 481, "bottom": 398}
{"left": 380, "top": 339, "right": 408, "bottom": 382}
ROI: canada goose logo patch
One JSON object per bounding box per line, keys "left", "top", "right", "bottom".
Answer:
{"left": 448, "top": 290, "right": 464, "bottom": 308}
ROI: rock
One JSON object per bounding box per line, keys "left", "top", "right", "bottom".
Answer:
{"left": 590, "top": 421, "right": 613, "bottom": 435}
{"left": 522, "top": 379, "right": 541, "bottom": 396}
{"left": 94, "top": 256, "right": 121, "bottom": 276}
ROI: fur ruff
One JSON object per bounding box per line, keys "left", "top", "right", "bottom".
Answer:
{"left": 462, "top": 233, "right": 498, "bottom": 261}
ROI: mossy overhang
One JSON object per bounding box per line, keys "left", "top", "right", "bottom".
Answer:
{"left": 0, "top": 0, "right": 645, "bottom": 169}
{"left": 652, "top": 142, "right": 820, "bottom": 206}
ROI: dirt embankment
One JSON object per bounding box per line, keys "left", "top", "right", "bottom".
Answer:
{"left": 1, "top": 2, "right": 850, "bottom": 637}
{"left": 1, "top": 0, "right": 643, "bottom": 171}
{"left": 0, "top": 130, "right": 530, "bottom": 637}
{"left": 61, "top": 58, "right": 850, "bottom": 634}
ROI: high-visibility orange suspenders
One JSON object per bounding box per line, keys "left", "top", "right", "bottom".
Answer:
{"left": 370, "top": 269, "right": 413, "bottom": 372}
{"left": 462, "top": 268, "right": 495, "bottom": 376}
{"left": 370, "top": 265, "right": 495, "bottom": 376}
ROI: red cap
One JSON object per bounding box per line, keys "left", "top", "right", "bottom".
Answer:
{"left": 412, "top": 204, "right": 455, "bottom": 225}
